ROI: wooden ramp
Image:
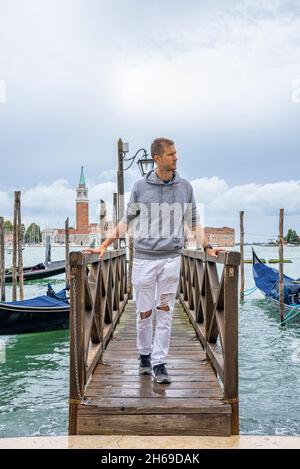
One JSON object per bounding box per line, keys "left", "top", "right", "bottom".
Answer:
{"left": 76, "top": 300, "right": 232, "bottom": 436}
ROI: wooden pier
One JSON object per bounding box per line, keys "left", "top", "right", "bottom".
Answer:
{"left": 69, "top": 249, "right": 240, "bottom": 436}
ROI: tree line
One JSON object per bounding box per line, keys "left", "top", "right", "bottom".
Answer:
{"left": 3, "top": 220, "right": 42, "bottom": 243}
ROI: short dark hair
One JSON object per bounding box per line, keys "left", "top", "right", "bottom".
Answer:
{"left": 151, "top": 137, "right": 174, "bottom": 159}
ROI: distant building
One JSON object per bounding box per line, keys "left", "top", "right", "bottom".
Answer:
{"left": 41, "top": 228, "right": 57, "bottom": 244}
{"left": 184, "top": 226, "right": 235, "bottom": 248}
{"left": 4, "top": 232, "right": 13, "bottom": 244}
{"left": 204, "top": 227, "right": 235, "bottom": 247}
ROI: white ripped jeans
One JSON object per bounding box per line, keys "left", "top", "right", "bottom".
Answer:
{"left": 132, "top": 256, "right": 181, "bottom": 367}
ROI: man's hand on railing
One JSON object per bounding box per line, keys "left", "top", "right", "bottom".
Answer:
{"left": 83, "top": 243, "right": 107, "bottom": 260}
{"left": 206, "top": 247, "right": 226, "bottom": 258}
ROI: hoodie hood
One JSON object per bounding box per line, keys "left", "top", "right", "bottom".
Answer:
{"left": 145, "top": 169, "right": 181, "bottom": 204}
{"left": 145, "top": 169, "right": 181, "bottom": 185}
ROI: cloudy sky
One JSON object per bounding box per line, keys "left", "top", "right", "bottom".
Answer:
{"left": 0, "top": 0, "right": 300, "bottom": 241}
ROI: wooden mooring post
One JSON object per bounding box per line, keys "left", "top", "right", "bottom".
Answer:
{"left": 65, "top": 217, "right": 70, "bottom": 286}
{"left": 240, "top": 211, "right": 244, "bottom": 302}
{"left": 12, "top": 194, "right": 18, "bottom": 301}
{"left": 12, "top": 191, "right": 24, "bottom": 301}
{"left": 17, "top": 192, "right": 24, "bottom": 300}
{"left": 113, "top": 192, "right": 118, "bottom": 250}
{"left": 279, "top": 208, "right": 285, "bottom": 323}
{"left": 99, "top": 199, "right": 107, "bottom": 244}
{"left": 117, "top": 138, "right": 125, "bottom": 249}
{"left": 0, "top": 216, "right": 5, "bottom": 301}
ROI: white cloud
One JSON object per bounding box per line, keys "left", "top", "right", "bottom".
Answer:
{"left": 2, "top": 0, "right": 300, "bottom": 129}
{"left": 112, "top": 0, "right": 300, "bottom": 127}
{"left": 191, "top": 177, "right": 300, "bottom": 217}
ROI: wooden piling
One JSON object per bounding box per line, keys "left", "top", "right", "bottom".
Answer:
{"left": 279, "top": 208, "right": 285, "bottom": 322}
{"left": 45, "top": 235, "right": 51, "bottom": 264}
{"left": 12, "top": 192, "right": 18, "bottom": 301}
{"left": 113, "top": 192, "right": 118, "bottom": 250}
{"left": 117, "top": 138, "right": 125, "bottom": 249}
{"left": 128, "top": 233, "right": 134, "bottom": 300}
{"left": 240, "top": 211, "right": 244, "bottom": 302}
{"left": 17, "top": 192, "right": 24, "bottom": 300}
{"left": 0, "top": 216, "right": 5, "bottom": 301}
{"left": 117, "top": 138, "right": 125, "bottom": 223}
{"left": 65, "top": 217, "right": 70, "bottom": 286}
{"left": 100, "top": 199, "right": 107, "bottom": 244}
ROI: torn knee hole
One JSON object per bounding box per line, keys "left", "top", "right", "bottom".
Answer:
{"left": 140, "top": 310, "right": 152, "bottom": 320}
{"left": 157, "top": 305, "right": 170, "bottom": 312}
{"left": 157, "top": 293, "right": 174, "bottom": 312}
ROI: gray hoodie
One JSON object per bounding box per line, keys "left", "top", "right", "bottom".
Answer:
{"left": 121, "top": 169, "right": 199, "bottom": 259}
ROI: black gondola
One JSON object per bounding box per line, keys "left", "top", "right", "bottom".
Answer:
{"left": 0, "top": 284, "right": 69, "bottom": 335}
{"left": 4, "top": 259, "right": 65, "bottom": 283}
{"left": 4, "top": 236, "right": 65, "bottom": 282}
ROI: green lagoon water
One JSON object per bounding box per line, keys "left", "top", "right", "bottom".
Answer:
{"left": 0, "top": 245, "right": 300, "bottom": 437}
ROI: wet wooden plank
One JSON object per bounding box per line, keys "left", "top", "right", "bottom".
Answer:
{"left": 77, "top": 413, "right": 231, "bottom": 436}
{"left": 78, "top": 397, "right": 231, "bottom": 413}
{"left": 90, "top": 370, "right": 215, "bottom": 380}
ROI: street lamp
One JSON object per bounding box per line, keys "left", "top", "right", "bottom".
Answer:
{"left": 121, "top": 142, "right": 154, "bottom": 177}
{"left": 117, "top": 138, "right": 154, "bottom": 247}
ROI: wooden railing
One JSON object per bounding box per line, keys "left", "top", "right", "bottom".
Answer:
{"left": 179, "top": 249, "right": 241, "bottom": 434}
{"left": 68, "top": 249, "right": 128, "bottom": 435}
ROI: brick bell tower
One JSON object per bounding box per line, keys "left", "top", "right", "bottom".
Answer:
{"left": 76, "top": 166, "right": 89, "bottom": 233}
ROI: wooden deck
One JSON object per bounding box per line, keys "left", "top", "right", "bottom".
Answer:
{"left": 76, "top": 300, "right": 232, "bottom": 436}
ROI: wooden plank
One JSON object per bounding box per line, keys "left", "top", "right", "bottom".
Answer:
{"left": 91, "top": 375, "right": 218, "bottom": 383}
{"left": 78, "top": 398, "right": 231, "bottom": 413}
{"left": 77, "top": 413, "right": 231, "bottom": 436}
{"left": 88, "top": 382, "right": 221, "bottom": 392}
{"left": 94, "top": 360, "right": 215, "bottom": 369}
{"left": 86, "top": 388, "right": 222, "bottom": 399}
{"left": 92, "top": 368, "right": 216, "bottom": 376}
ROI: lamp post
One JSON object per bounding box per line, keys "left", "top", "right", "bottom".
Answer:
{"left": 117, "top": 137, "right": 154, "bottom": 227}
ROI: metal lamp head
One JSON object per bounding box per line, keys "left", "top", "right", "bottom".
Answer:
{"left": 137, "top": 155, "right": 154, "bottom": 177}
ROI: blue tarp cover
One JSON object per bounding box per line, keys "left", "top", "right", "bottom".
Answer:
{"left": 2, "top": 284, "right": 68, "bottom": 308}
{"left": 253, "top": 252, "right": 300, "bottom": 304}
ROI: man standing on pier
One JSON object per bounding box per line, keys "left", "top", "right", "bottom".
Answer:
{"left": 85, "top": 138, "right": 223, "bottom": 384}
